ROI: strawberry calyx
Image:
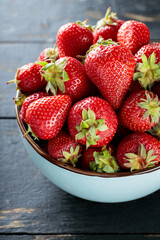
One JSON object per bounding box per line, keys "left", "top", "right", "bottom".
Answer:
{"left": 42, "top": 45, "right": 59, "bottom": 62}
{"left": 76, "top": 19, "right": 93, "bottom": 32}
{"left": 85, "top": 37, "right": 118, "bottom": 56}
{"left": 38, "top": 59, "right": 69, "bottom": 95}
{"left": 75, "top": 108, "right": 108, "bottom": 149}
{"left": 23, "top": 124, "right": 39, "bottom": 141}
{"left": 124, "top": 144, "right": 157, "bottom": 171}
{"left": 79, "top": 37, "right": 118, "bottom": 63}
{"left": 7, "top": 69, "right": 21, "bottom": 88}
{"left": 13, "top": 93, "right": 26, "bottom": 106}
{"left": 96, "top": 7, "right": 118, "bottom": 29}
{"left": 133, "top": 53, "right": 160, "bottom": 90}
{"left": 90, "top": 146, "right": 119, "bottom": 173}
{"left": 58, "top": 145, "right": 81, "bottom": 167}
{"left": 137, "top": 91, "right": 160, "bottom": 124}
{"left": 148, "top": 121, "right": 160, "bottom": 140}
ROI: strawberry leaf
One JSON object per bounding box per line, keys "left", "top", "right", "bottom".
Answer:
{"left": 62, "top": 70, "right": 70, "bottom": 82}
{"left": 134, "top": 52, "right": 160, "bottom": 90}
{"left": 75, "top": 108, "right": 108, "bottom": 148}
{"left": 36, "top": 61, "right": 48, "bottom": 67}
{"left": 124, "top": 143, "right": 158, "bottom": 171}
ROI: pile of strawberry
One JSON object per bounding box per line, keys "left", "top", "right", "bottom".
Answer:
{"left": 9, "top": 7, "right": 160, "bottom": 173}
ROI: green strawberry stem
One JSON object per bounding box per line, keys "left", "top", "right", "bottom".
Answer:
{"left": 90, "top": 146, "right": 119, "bottom": 173}
{"left": 148, "top": 121, "right": 160, "bottom": 140}
{"left": 137, "top": 91, "right": 160, "bottom": 124}
{"left": 133, "top": 53, "right": 160, "bottom": 90}
{"left": 39, "top": 59, "right": 69, "bottom": 95}
{"left": 43, "top": 44, "right": 59, "bottom": 61}
{"left": 13, "top": 93, "right": 26, "bottom": 106}
{"left": 76, "top": 20, "right": 94, "bottom": 32}
{"left": 88, "top": 37, "right": 118, "bottom": 54}
{"left": 124, "top": 144, "right": 157, "bottom": 171}
{"left": 58, "top": 146, "right": 81, "bottom": 167}
{"left": 7, "top": 69, "right": 20, "bottom": 89}
{"left": 79, "top": 37, "right": 119, "bottom": 62}
{"left": 96, "top": 7, "right": 118, "bottom": 29}
{"left": 75, "top": 108, "right": 108, "bottom": 149}
{"left": 23, "top": 124, "right": 39, "bottom": 141}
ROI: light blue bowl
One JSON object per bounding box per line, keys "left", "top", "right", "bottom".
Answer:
{"left": 16, "top": 104, "right": 160, "bottom": 203}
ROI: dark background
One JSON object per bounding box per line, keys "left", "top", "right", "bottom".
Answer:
{"left": 1, "top": 0, "right": 160, "bottom": 239}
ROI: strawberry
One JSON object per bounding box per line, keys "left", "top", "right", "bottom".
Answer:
{"left": 40, "top": 57, "right": 97, "bottom": 103}
{"left": 93, "top": 7, "right": 124, "bottom": 43}
{"left": 8, "top": 63, "right": 46, "bottom": 93}
{"left": 85, "top": 38, "right": 135, "bottom": 109}
{"left": 57, "top": 21, "right": 93, "bottom": 58}
{"left": 117, "top": 20, "right": 150, "bottom": 54}
{"left": 133, "top": 52, "right": 160, "bottom": 90}
{"left": 48, "top": 130, "right": 83, "bottom": 167}
{"left": 135, "top": 42, "right": 160, "bottom": 64}
{"left": 116, "top": 132, "right": 160, "bottom": 171}
{"left": 25, "top": 95, "right": 72, "bottom": 140}
{"left": 81, "top": 144, "right": 119, "bottom": 173}
{"left": 119, "top": 90, "right": 160, "bottom": 132}
{"left": 37, "top": 45, "right": 59, "bottom": 63}
{"left": 68, "top": 96, "right": 118, "bottom": 148}
{"left": 19, "top": 92, "right": 49, "bottom": 122}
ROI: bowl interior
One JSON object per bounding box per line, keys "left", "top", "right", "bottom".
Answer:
{"left": 15, "top": 91, "right": 160, "bottom": 178}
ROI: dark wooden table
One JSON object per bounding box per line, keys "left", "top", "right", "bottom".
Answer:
{"left": 1, "top": 0, "right": 160, "bottom": 239}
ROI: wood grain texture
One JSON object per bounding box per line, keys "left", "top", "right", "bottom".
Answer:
{"left": 1, "top": 0, "right": 160, "bottom": 237}
{"left": 1, "top": 0, "right": 160, "bottom": 42}
{"left": 1, "top": 120, "right": 160, "bottom": 234}
{"left": 0, "top": 235, "right": 160, "bottom": 240}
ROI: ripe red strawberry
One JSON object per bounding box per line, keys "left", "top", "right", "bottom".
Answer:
{"left": 57, "top": 21, "right": 93, "bottom": 58}
{"left": 19, "top": 92, "right": 49, "bottom": 122}
{"left": 68, "top": 96, "right": 118, "bottom": 148}
{"left": 8, "top": 63, "right": 46, "bottom": 93}
{"left": 135, "top": 42, "right": 160, "bottom": 64}
{"left": 81, "top": 144, "right": 118, "bottom": 173}
{"left": 37, "top": 46, "right": 59, "bottom": 63}
{"left": 40, "top": 57, "right": 97, "bottom": 103}
{"left": 133, "top": 52, "right": 160, "bottom": 90}
{"left": 85, "top": 38, "right": 135, "bottom": 109}
{"left": 93, "top": 7, "right": 124, "bottom": 43}
{"left": 119, "top": 90, "right": 160, "bottom": 132}
{"left": 48, "top": 130, "right": 83, "bottom": 167}
{"left": 26, "top": 95, "right": 72, "bottom": 140}
{"left": 116, "top": 132, "right": 160, "bottom": 171}
{"left": 117, "top": 20, "right": 150, "bottom": 54}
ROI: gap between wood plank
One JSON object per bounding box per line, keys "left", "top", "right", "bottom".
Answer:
{"left": 0, "top": 41, "right": 56, "bottom": 44}
{"left": 0, "top": 117, "right": 16, "bottom": 119}
{"left": 0, "top": 233, "right": 160, "bottom": 236}
{"left": 0, "top": 39, "right": 159, "bottom": 45}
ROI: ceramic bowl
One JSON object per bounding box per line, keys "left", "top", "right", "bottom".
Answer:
{"left": 15, "top": 93, "right": 160, "bottom": 203}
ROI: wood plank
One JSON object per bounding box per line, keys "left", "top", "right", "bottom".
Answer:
{"left": 0, "top": 43, "right": 50, "bottom": 117}
{"left": 1, "top": 0, "right": 160, "bottom": 42}
{"left": 0, "top": 234, "right": 160, "bottom": 240}
{"left": 1, "top": 119, "right": 160, "bottom": 234}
